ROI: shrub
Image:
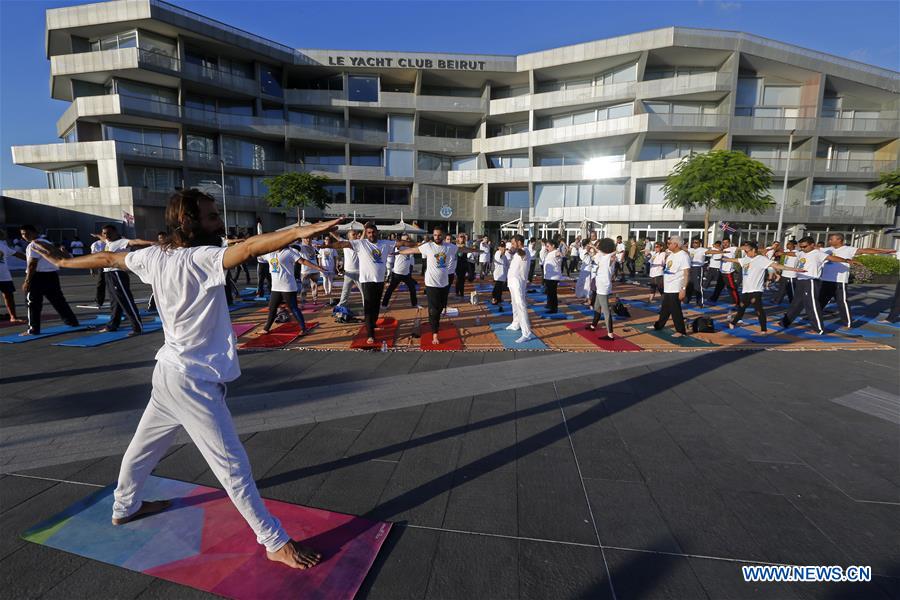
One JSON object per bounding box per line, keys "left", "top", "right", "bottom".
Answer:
{"left": 856, "top": 254, "right": 899, "bottom": 276}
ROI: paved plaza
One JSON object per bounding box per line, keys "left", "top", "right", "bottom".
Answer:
{"left": 1, "top": 272, "right": 899, "bottom": 599}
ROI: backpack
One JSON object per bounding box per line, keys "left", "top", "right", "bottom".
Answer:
{"left": 274, "top": 308, "right": 290, "bottom": 323}
{"left": 613, "top": 300, "right": 630, "bottom": 318}
{"left": 692, "top": 316, "right": 716, "bottom": 333}
{"left": 332, "top": 305, "right": 358, "bottom": 323}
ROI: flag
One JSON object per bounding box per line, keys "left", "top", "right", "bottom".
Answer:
{"left": 720, "top": 222, "right": 736, "bottom": 234}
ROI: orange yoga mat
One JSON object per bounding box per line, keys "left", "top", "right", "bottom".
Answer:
{"left": 350, "top": 317, "right": 399, "bottom": 349}
{"left": 420, "top": 323, "right": 464, "bottom": 351}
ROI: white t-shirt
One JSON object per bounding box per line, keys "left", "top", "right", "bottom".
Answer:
{"left": 70, "top": 241, "right": 85, "bottom": 256}
{"left": 317, "top": 248, "right": 336, "bottom": 274}
{"left": 782, "top": 254, "right": 799, "bottom": 279}
{"left": 419, "top": 241, "right": 457, "bottom": 288}
{"left": 297, "top": 244, "right": 319, "bottom": 276}
{"left": 263, "top": 248, "right": 302, "bottom": 292}
{"left": 508, "top": 251, "right": 530, "bottom": 285}
{"left": 445, "top": 242, "right": 459, "bottom": 273}
{"left": 125, "top": 245, "right": 239, "bottom": 383}
{"left": 392, "top": 250, "right": 413, "bottom": 276}
{"left": 615, "top": 243, "right": 626, "bottom": 263}
{"left": 479, "top": 242, "right": 491, "bottom": 264}
{"left": 796, "top": 249, "right": 827, "bottom": 281}
{"left": 719, "top": 247, "right": 737, "bottom": 273}
{"left": 0, "top": 241, "right": 13, "bottom": 282}
{"left": 707, "top": 248, "right": 722, "bottom": 269}
{"left": 351, "top": 239, "right": 395, "bottom": 284}
{"left": 739, "top": 255, "right": 773, "bottom": 294}
{"left": 492, "top": 249, "right": 510, "bottom": 282}
{"left": 543, "top": 249, "right": 563, "bottom": 280}
{"left": 342, "top": 246, "right": 359, "bottom": 273}
{"left": 592, "top": 252, "right": 616, "bottom": 295}
{"left": 662, "top": 250, "right": 691, "bottom": 293}
{"left": 821, "top": 246, "right": 857, "bottom": 284}
{"left": 538, "top": 247, "right": 548, "bottom": 265}
{"left": 91, "top": 240, "right": 106, "bottom": 254}
{"left": 689, "top": 247, "right": 707, "bottom": 267}
{"left": 26, "top": 241, "right": 59, "bottom": 272}
{"left": 570, "top": 243, "right": 581, "bottom": 257}
{"left": 649, "top": 251, "right": 667, "bottom": 278}
{"left": 103, "top": 238, "right": 132, "bottom": 272}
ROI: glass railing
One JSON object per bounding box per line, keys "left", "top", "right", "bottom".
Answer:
{"left": 114, "top": 140, "right": 182, "bottom": 161}
{"left": 137, "top": 48, "right": 180, "bottom": 72}
{"left": 814, "top": 158, "right": 896, "bottom": 174}
{"left": 118, "top": 94, "right": 181, "bottom": 119}
{"left": 819, "top": 117, "right": 900, "bottom": 134}
{"left": 646, "top": 113, "right": 727, "bottom": 127}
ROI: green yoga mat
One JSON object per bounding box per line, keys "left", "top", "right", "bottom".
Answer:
{"left": 631, "top": 323, "right": 717, "bottom": 347}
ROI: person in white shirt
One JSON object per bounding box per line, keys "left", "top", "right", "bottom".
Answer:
{"left": 642, "top": 238, "right": 654, "bottom": 276}
{"left": 259, "top": 247, "right": 321, "bottom": 334}
{"left": 96, "top": 225, "right": 155, "bottom": 335}
{"left": 0, "top": 231, "right": 27, "bottom": 323}
{"left": 316, "top": 245, "right": 337, "bottom": 296}
{"left": 764, "top": 241, "right": 781, "bottom": 290}
{"left": 478, "top": 236, "right": 492, "bottom": 280}
{"left": 818, "top": 233, "right": 893, "bottom": 328}
{"left": 332, "top": 229, "right": 363, "bottom": 310}
{"left": 586, "top": 238, "right": 617, "bottom": 339}
{"left": 705, "top": 240, "right": 723, "bottom": 289}
{"left": 708, "top": 239, "right": 740, "bottom": 305}
{"left": 778, "top": 236, "right": 853, "bottom": 335}
{"left": 567, "top": 235, "right": 582, "bottom": 276}
{"left": 295, "top": 239, "right": 320, "bottom": 304}
{"left": 773, "top": 240, "right": 799, "bottom": 304}
{"left": 490, "top": 244, "right": 511, "bottom": 305}
{"left": 328, "top": 223, "right": 416, "bottom": 344}
{"left": 505, "top": 234, "right": 534, "bottom": 343}
{"left": 574, "top": 241, "right": 594, "bottom": 302}
{"left": 382, "top": 233, "right": 419, "bottom": 308}
{"left": 721, "top": 241, "right": 803, "bottom": 334}
{"left": 70, "top": 236, "right": 85, "bottom": 257}
{"left": 614, "top": 236, "right": 626, "bottom": 282}
{"left": 542, "top": 239, "right": 564, "bottom": 314}
{"left": 686, "top": 238, "right": 707, "bottom": 307}
{"left": 398, "top": 225, "right": 477, "bottom": 345}
{"left": 528, "top": 239, "right": 540, "bottom": 282}
{"left": 19, "top": 225, "right": 80, "bottom": 335}
{"left": 647, "top": 242, "right": 667, "bottom": 303}
{"left": 35, "top": 190, "right": 341, "bottom": 570}
{"left": 453, "top": 233, "right": 473, "bottom": 298}
{"left": 653, "top": 236, "right": 691, "bottom": 336}
{"left": 90, "top": 236, "right": 108, "bottom": 306}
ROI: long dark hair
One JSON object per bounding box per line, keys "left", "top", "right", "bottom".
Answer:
{"left": 165, "top": 189, "right": 217, "bottom": 249}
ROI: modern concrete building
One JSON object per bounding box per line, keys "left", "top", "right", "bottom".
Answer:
{"left": 5, "top": 0, "right": 899, "bottom": 245}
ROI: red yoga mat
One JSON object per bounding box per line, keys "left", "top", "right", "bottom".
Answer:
{"left": 231, "top": 323, "right": 256, "bottom": 338}
{"left": 255, "top": 302, "right": 324, "bottom": 316}
{"left": 350, "top": 317, "right": 398, "bottom": 349}
{"left": 420, "top": 323, "right": 463, "bottom": 351}
{"left": 240, "top": 322, "right": 318, "bottom": 349}
{"left": 564, "top": 322, "right": 642, "bottom": 351}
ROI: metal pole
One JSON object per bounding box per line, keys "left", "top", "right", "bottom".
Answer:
{"left": 775, "top": 129, "right": 794, "bottom": 243}
{"left": 219, "top": 159, "right": 228, "bottom": 233}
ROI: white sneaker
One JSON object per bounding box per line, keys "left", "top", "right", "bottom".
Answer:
{"left": 505, "top": 324, "right": 520, "bottom": 331}
{"left": 515, "top": 334, "right": 534, "bottom": 344}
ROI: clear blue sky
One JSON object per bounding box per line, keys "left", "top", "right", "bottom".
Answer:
{"left": 2, "top": 0, "right": 898, "bottom": 190}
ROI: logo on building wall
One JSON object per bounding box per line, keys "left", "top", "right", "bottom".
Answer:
{"left": 327, "top": 55, "right": 487, "bottom": 71}
{"left": 440, "top": 205, "right": 453, "bottom": 219}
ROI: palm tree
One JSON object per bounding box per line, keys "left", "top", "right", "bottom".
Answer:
{"left": 662, "top": 150, "right": 774, "bottom": 245}
{"left": 263, "top": 171, "right": 332, "bottom": 224}
{"left": 866, "top": 168, "right": 900, "bottom": 208}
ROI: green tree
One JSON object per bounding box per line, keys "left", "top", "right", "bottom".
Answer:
{"left": 866, "top": 168, "right": 900, "bottom": 208}
{"left": 263, "top": 171, "right": 331, "bottom": 223}
{"left": 662, "top": 150, "right": 774, "bottom": 245}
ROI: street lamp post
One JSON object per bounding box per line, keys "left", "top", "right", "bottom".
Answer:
{"left": 775, "top": 129, "right": 795, "bottom": 244}
{"left": 219, "top": 159, "right": 229, "bottom": 234}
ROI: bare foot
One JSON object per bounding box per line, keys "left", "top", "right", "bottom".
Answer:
{"left": 19, "top": 330, "right": 37, "bottom": 336}
{"left": 367, "top": 337, "right": 376, "bottom": 344}
{"left": 10, "top": 318, "right": 26, "bottom": 324}
{"left": 112, "top": 499, "right": 171, "bottom": 525}
{"left": 267, "top": 540, "right": 323, "bottom": 570}
{"left": 432, "top": 334, "right": 440, "bottom": 345}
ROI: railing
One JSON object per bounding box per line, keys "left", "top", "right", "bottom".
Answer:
{"left": 638, "top": 72, "right": 730, "bottom": 98}
{"left": 118, "top": 94, "right": 181, "bottom": 119}
{"left": 114, "top": 140, "right": 182, "bottom": 161}
{"left": 814, "top": 159, "right": 896, "bottom": 174}
{"left": 744, "top": 157, "right": 811, "bottom": 172}
{"left": 646, "top": 113, "right": 728, "bottom": 128}
{"left": 731, "top": 115, "right": 817, "bottom": 131}
{"left": 819, "top": 117, "right": 900, "bottom": 134}
{"left": 181, "top": 60, "right": 258, "bottom": 94}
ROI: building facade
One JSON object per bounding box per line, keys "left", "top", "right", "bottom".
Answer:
{"left": 5, "top": 0, "right": 899, "bottom": 245}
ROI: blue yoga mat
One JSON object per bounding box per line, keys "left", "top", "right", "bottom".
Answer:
{"left": 853, "top": 315, "right": 900, "bottom": 329}
{"left": 54, "top": 322, "right": 164, "bottom": 347}
{"left": 718, "top": 325, "right": 792, "bottom": 345}
{"left": 489, "top": 322, "right": 548, "bottom": 350}
{"left": 483, "top": 300, "right": 513, "bottom": 316}
{"left": 0, "top": 324, "right": 92, "bottom": 344}
{"left": 228, "top": 301, "right": 257, "bottom": 312}
{"left": 533, "top": 308, "right": 573, "bottom": 320}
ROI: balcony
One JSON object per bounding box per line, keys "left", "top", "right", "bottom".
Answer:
{"left": 182, "top": 107, "right": 284, "bottom": 137}
{"left": 414, "top": 136, "right": 474, "bottom": 154}
{"left": 485, "top": 205, "right": 528, "bottom": 221}
{"left": 177, "top": 56, "right": 257, "bottom": 96}
{"left": 57, "top": 95, "right": 123, "bottom": 136}
{"left": 814, "top": 159, "right": 896, "bottom": 176}
{"left": 12, "top": 140, "right": 116, "bottom": 170}
{"left": 415, "top": 93, "right": 485, "bottom": 113}
{"left": 636, "top": 72, "right": 732, "bottom": 100}
{"left": 819, "top": 117, "right": 900, "bottom": 135}
{"left": 646, "top": 113, "right": 729, "bottom": 130}
{"left": 530, "top": 81, "right": 637, "bottom": 112}
{"left": 448, "top": 167, "right": 530, "bottom": 185}
{"left": 114, "top": 141, "right": 182, "bottom": 162}
{"left": 744, "top": 157, "right": 812, "bottom": 174}
{"left": 0, "top": 187, "right": 133, "bottom": 212}
{"left": 284, "top": 89, "right": 345, "bottom": 106}
{"left": 731, "top": 107, "right": 817, "bottom": 132}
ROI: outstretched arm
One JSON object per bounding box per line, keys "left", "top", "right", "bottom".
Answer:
{"left": 855, "top": 248, "right": 895, "bottom": 255}
{"left": 34, "top": 242, "right": 128, "bottom": 271}
{"left": 222, "top": 218, "right": 342, "bottom": 269}
{"left": 770, "top": 262, "right": 804, "bottom": 273}
{"left": 127, "top": 238, "right": 157, "bottom": 248}
{"left": 327, "top": 240, "right": 352, "bottom": 250}
{"left": 398, "top": 246, "right": 422, "bottom": 255}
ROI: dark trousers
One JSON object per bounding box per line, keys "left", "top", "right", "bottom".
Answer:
{"left": 732, "top": 292, "right": 766, "bottom": 331}
{"left": 687, "top": 266, "right": 704, "bottom": 306}
{"left": 528, "top": 259, "right": 536, "bottom": 282}
{"left": 544, "top": 279, "right": 559, "bottom": 313}
{"left": 885, "top": 279, "right": 900, "bottom": 322}
{"left": 95, "top": 270, "right": 106, "bottom": 306}
{"left": 818, "top": 280, "right": 852, "bottom": 327}
{"left": 567, "top": 255, "right": 579, "bottom": 276}
{"left": 224, "top": 270, "right": 239, "bottom": 306}
{"left": 26, "top": 271, "right": 78, "bottom": 334}
{"left": 256, "top": 262, "right": 271, "bottom": 297}
{"left": 781, "top": 279, "right": 824, "bottom": 333}
{"left": 774, "top": 277, "right": 795, "bottom": 304}
{"left": 491, "top": 280, "right": 508, "bottom": 303}
{"left": 105, "top": 271, "right": 143, "bottom": 332}
{"left": 361, "top": 281, "right": 385, "bottom": 338}
{"left": 654, "top": 292, "right": 686, "bottom": 334}
{"left": 383, "top": 272, "right": 417, "bottom": 307}
{"left": 711, "top": 272, "right": 740, "bottom": 305}
{"left": 425, "top": 285, "right": 450, "bottom": 333}
{"left": 454, "top": 264, "right": 468, "bottom": 296}
{"left": 264, "top": 290, "right": 306, "bottom": 332}
{"left": 625, "top": 257, "right": 636, "bottom": 278}
{"left": 231, "top": 261, "right": 250, "bottom": 284}
{"left": 705, "top": 267, "right": 719, "bottom": 288}
{"left": 561, "top": 257, "right": 569, "bottom": 276}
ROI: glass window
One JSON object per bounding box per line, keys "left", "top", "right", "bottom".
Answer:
{"left": 348, "top": 76, "right": 379, "bottom": 102}
{"left": 220, "top": 57, "right": 254, "bottom": 79}
{"left": 564, "top": 183, "right": 580, "bottom": 207}
{"left": 505, "top": 189, "right": 530, "bottom": 208}
{"left": 93, "top": 30, "right": 137, "bottom": 52}
{"left": 607, "top": 103, "right": 633, "bottom": 119}
{"left": 593, "top": 182, "right": 626, "bottom": 205}
{"left": 534, "top": 183, "right": 565, "bottom": 216}
{"left": 322, "top": 183, "right": 346, "bottom": 203}
{"left": 672, "top": 103, "right": 700, "bottom": 114}
{"left": 47, "top": 167, "right": 89, "bottom": 189}
{"left": 637, "top": 181, "right": 667, "bottom": 205}
{"left": 63, "top": 128, "right": 77, "bottom": 144}
{"left": 385, "top": 149, "right": 414, "bottom": 177}
{"left": 388, "top": 114, "right": 414, "bottom": 143}
{"left": 116, "top": 79, "right": 177, "bottom": 104}
{"left": 763, "top": 86, "right": 801, "bottom": 107}
{"left": 551, "top": 114, "right": 573, "bottom": 128}
{"left": 644, "top": 102, "right": 670, "bottom": 114}
{"left": 186, "top": 133, "right": 216, "bottom": 157}
{"left": 385, "top": 186, "right": 410, "bottom": 205}
{"left": 260, "top": 65, "right": 283, "bottom": 97}
{"left": 537, "top": 155, "right": 564, "bottom": 166}
{"left": 124, "top": 166, "right": 178, "bottom": 191}
{"left": 224, "top": 174, "right": 253, "bottom": 197}
{"left": 349, "top": 115, "right": 386, "bottom": 131}
{"left": 221, "top": 136, "right": 281, "bottom": 169}
{"left": 572, "top": 110, "right": 596, "bottom": 125}
{"left": 418, "top": 152, "right": 449, "bottom": 171}
{"left": 139, "top": 31, "right": 176, "bottom": 57}
{"left": 218, "top": 100, "right": 254, "bottom": 116}
{"left": 612, "top": 63, "right": 637, "bottom": 83}
{"left": 736, "top": 78, "right": 761, "bottom": 107}
{"left": 350, "top": 151, "right": 383, "bottom": 167}
{"left": 451, "top": 155, "right": 478, "bottom": 171}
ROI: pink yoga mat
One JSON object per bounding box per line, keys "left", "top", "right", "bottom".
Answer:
{"left": 231, "top": 323, "right": 256, "bottom": 338}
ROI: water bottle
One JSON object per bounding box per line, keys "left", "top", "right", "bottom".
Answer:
{"left": 470, "top": 290, "right": 478, "bottom": 305}
{"left": 381, "top": 340, "right": 388, "bottom": 352}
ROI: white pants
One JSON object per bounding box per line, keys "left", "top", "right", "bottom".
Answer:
{"left": 112, "top": 362, "right": 289, "bottom": 552}
{"left": 508, "top": 280, "right": 532, "bottom": 338}
{"left": 575, "top": 271, "right": 591, "bottom": 299}
{"left": 321, "top": 272, "right": 334, "bottom": 295}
